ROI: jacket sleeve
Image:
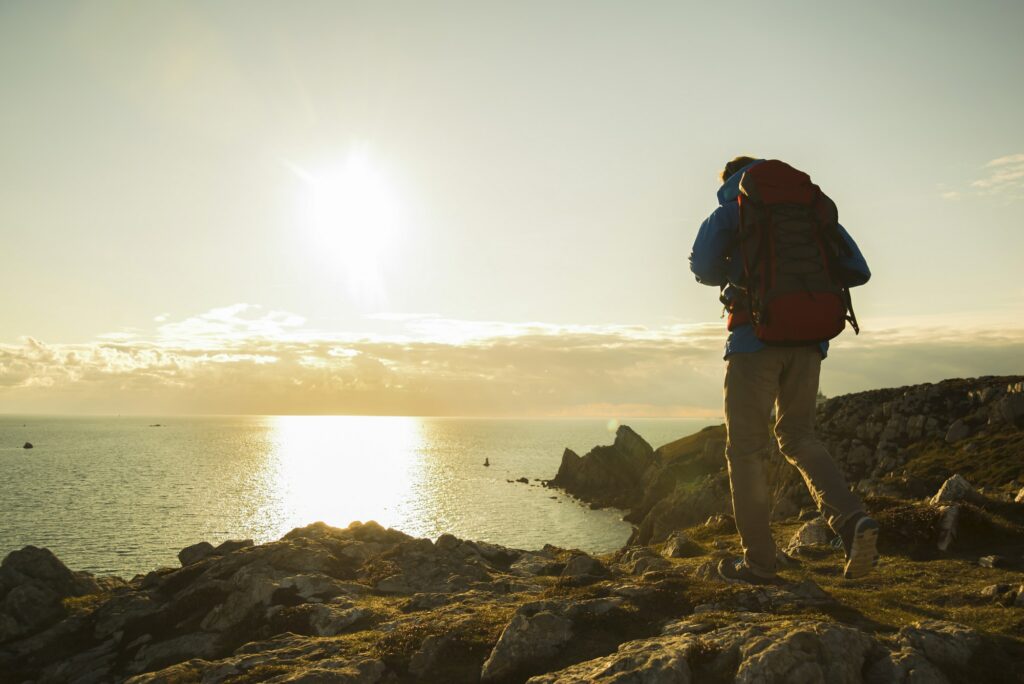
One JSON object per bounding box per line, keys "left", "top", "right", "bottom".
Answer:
{"left": 689, "top": 204, "right": 737, "bottom": 287}
{"left": 835, "top": 223, "right": 870, "bottom": 288}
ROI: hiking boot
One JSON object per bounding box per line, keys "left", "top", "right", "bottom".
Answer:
{"left": 838, "top": 513, "right": 880, "bottom": 580}
{"left": 716, "top": 557, "right": 781, "bottom": 585}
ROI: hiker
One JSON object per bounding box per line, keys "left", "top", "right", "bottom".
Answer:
{"left": 689, "top": 156, "right": 878, "bottom": 583}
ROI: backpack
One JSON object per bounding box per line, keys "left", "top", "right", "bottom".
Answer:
{"left": 723, "top": 160, "right": 860, "bottom": 344}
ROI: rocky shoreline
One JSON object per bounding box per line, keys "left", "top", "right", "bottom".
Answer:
{"left": 2, "top": 376, "right": 1024, "bottom": 683}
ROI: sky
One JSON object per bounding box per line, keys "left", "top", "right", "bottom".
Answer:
{"left": 1, "top": 1, "right": 1022, "bottom": 416}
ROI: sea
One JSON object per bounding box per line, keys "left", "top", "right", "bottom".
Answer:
{"left": 0, "top": 416, "right": 715, "bottom": 578}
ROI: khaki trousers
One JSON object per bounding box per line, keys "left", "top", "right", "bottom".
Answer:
{"left": 724, "top": 346, "right": 864, "bottom": 577}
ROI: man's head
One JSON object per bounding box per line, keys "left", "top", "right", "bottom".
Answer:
{"left": 719, "top": 156, "right": 758, "bottom": 183}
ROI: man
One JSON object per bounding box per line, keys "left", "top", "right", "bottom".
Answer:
{"left": 689, "top": 156, "right": 878, "bottom": 583}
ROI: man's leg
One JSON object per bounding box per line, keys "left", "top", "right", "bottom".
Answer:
{"left": 774, "top": 347, "right": 864, "bottom": 532}
{"left": 724, "top": 349, "right": 782, "bottom": 577}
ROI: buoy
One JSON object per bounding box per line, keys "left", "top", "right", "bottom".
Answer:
{"left": 483, "top": 457, "right": 490, "bottom": 467}
{"left": 23, "top": 442, "right": 33, "bottom": 449}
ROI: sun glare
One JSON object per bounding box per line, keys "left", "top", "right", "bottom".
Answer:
{"left": 292, "top": 147, "right": 405, "bottom": 307}
{"left": 266, "top": 415, "right": 426, "bottom": 536}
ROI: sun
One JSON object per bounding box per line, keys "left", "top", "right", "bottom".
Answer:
{"left": 291, "top": 146, "right": 405, "bottom": 307}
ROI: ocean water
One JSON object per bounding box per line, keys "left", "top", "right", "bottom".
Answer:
{"left": 0, "top": 416, "right": 715, "bottom": 577}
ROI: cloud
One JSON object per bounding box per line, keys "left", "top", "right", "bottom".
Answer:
{"left": 1, "top": 306, "right": 1022, "bottom": 417}
{"left": 958, "top": 152, "right": 1024, "bottom": 197}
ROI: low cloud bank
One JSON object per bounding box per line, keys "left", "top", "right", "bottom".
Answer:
{"left": 1, "top": 306, "right": 1021, "bottom": 416}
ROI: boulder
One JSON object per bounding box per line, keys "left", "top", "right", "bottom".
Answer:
{"left": 0, "top": 546, "right": 87, "bottom": 596}
{"left": 481, "top": 609, "right": 573, "bottom": 681}
{"left": 559, "top": 553, "right": 609, "bottom": 585}
{"left": 991, "top": 391, "right": 1024, "bottom": 425}
{"left": 127, "top": 632, "right": 222, "bottom": 675}
{"left": 661, "top": 531, "right": 703, "bottom": 559}
{"left": 616, "top": 547, "right": 672, "bottom": 575}
{"left": 409, "top": 633, "right": 458, "bottom": 679}
{"left": 979, "top": 583, "right": 1011, "bottom": 600}
{"left": 531, "top": 618, "right": 878, "bottom": 684}
{"left": 785, "top": 517, "right": 833, "bottom": 553}
{"left": 929, "top": 474, "right": 976, "bottom": 506}
{"left": 525, "top": 633, "right": 695, "bottom": 683}
{"left": 214, "top": 539, "right": 253, "bottom": 555}
{"left": 867, "top": 647, "right": 950, "bottom": 684}
{"left": 93, "top": 592, "right": 162, "bottom": 640}
{"left": 304, "top": 602, "right": 370, "bottom": 636}
{"left": 22, "top": 442, "right": 33, "bottom": 449}
{"left": 509, "top": 552, "right": 563, "bottom": 577}
{"left": 978, "top": 555, "right": 1007, "bottom": 568}
{"left": 944, "top": 419, "right": 970, "bottom": 444}
{"left": 178, "top": 542, "right": 215, "bottom": 566}
{"left": 2, "top": 583, "right": 64, "bottom": 635}
{"left": 897, "top": 620, "right": 981, "bottom": 670}
{"left": 0, "top": 545, "right": 101, "bottom": 643}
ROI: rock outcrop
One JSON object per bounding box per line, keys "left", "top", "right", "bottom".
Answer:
{"left": 547, "top": 426, "right": 655, "bottom": 509}
{"left": 3, "top": 505, "right": 1023, "bottom": 683}
{"left": 4, "top": 375, "right": 1024, "bottom": 682}
{"left": 548, "top": 376, "right": 1024, "bottom": 548}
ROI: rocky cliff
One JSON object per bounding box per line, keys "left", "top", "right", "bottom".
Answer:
{"left": 2, "top": 375, "right": 1024, "bottom": 683}
{"left": 548, "top": 376, "right": 1024, "bottom": 546}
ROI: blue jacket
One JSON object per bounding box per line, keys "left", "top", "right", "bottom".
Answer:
{"left": 689, "top": 160, "right": 871, "bottom": 359}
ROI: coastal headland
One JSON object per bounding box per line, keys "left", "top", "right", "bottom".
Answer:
{"left": 3, "top": 376, "right": 1024, "bottom": 683}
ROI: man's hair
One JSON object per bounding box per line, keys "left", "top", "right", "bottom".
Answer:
{"left": 720, "top": 156, "right": 758, "bottom": 183}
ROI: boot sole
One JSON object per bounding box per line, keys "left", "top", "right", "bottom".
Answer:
{"left": 844, "top": 518, "right": 879, "bottom": 580}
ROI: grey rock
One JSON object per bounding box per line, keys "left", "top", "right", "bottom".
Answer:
{"left": 560, "top": 553, "right": 608, "bottom": 580}
{"left": 978, "top": 555, "right": 1006, "bottom": 568}
{"left": 2, "top": 583, "right": 64, "bottom": 637}
{"left": 785, "top": 518, "right": 832, "bottom": 553}
{"left": 533, "top": 618, "right": 878, "bottom": 684}
{"left": 1, "top": 545, "right": 92, "bottom": 597}
{"left": 979, "top": 583, "right": 1011, "bottom": 600}
{"left": 897, "top": 620, "right": 981, "bottom": 670}
{"left": 944, "top": 419, "right": 970, "bottom": 444}
{"left": 548, "top": 426, "right": 656, "bottom": 509}
{"left": 409, "top": 633, "right": 457, "bottom": 678}
{"left": 618, "top": 547, "right": 672, "bottom": 575}
{"left": 866, "top": 647, "right": 950, "bottom": 684}
{"left": 991, "top": 392, "right": 1024, "bottom": 425}
{"left": 906, "top": 415, "right": 926, "bottom": 440}
{"left": 305, "top": 603, "right": 370, "bottom": 636}
{"left": 214, "top": 539, "right": 253, "bottom": 555}
{"left": 279, "top": 573, "right": 366, "bottom": 601}
{"left": 481, "top": 609, "right": 573, "bottom": 681}
{"left": 929, "top": 474, "right": 976, "bottom": 506}
{"left": 662, "top": 532, "right": 703, "bottom": 559}
{"left": 200, "top": 565, "right": 286, "bottom": 633}
{"left": 526, "top": 633, "right": 695, "bottom": 683}
{"left": 128, "top": 632, "right": 221, "bottom": 675}
{"left": 509, "top": 552, "right": 563, "bottom": 577}
{"left": 726, "top": 620, "right": 876, "bottom": 684}
{"left": 177, "top": 541, "right": 215, "bottom": 566}
{"left": 93, "top": 592, "right": 162, "bottom": 640}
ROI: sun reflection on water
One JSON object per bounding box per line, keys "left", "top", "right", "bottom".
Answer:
{"left": 264, "top": 415, "right": 426, "bottom": 537}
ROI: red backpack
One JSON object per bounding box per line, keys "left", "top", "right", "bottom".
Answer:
{"left": 725, "top": 160, "right": 860, "bottom": 344}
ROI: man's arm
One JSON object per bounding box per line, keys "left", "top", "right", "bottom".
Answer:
{"left": 689, "top": 204, "right": 737, "bottom": 287}
{"left": 836, "top": 223, "right": 870, "bottom": 288}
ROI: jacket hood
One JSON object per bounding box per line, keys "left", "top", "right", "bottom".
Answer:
{"left": 716, "top": 159, "right": 764, "bottom": 205}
